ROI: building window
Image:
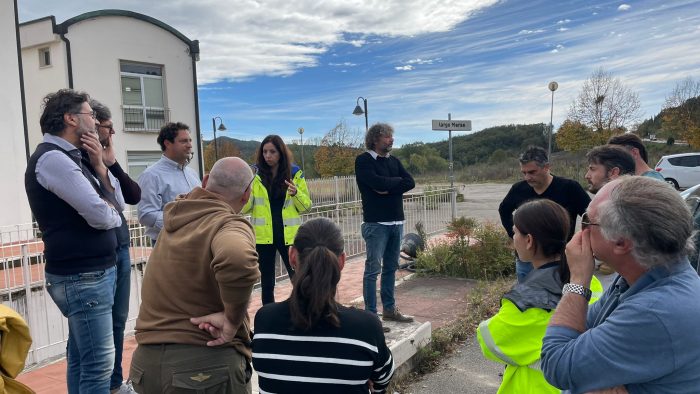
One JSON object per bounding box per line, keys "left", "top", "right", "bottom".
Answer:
{"left": 39, "top": 47, "right": 51, "bottom": 67}
{"left": 120, "top": 62, "right": 169, "bottom": 131}
{"left": 127, "top": 151, "right": 162, "bottom": 180}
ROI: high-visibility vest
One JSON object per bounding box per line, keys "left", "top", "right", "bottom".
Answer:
{"left": 477, "top": 274, "right": 602, "bottom": 393}
{"left": 242, "top": 165, "right": 311, "bottom": 245}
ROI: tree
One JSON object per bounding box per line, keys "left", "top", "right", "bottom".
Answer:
{"left": 568, "top": 68, "right": 641, "bottom": 133}
{"left": 313, "top": 120, "right": 363, "bottom": 177}
{"left": 555, "top": 119, "right": 609, "bottom": 151}
{"left": 203, "top": 139, "right": 241, "bottom": 172}
{"left": 662, "top": 77, "right": 700, "bottom": 147}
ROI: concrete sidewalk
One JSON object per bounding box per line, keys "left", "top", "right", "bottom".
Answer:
{"left": 17, "top": 248, "right": 478, "bottom": 393}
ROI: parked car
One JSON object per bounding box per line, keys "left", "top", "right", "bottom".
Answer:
{"left": 680, "top": 183, "right": 700, "bottom": 273}
{"left": 654, "top": 152, "right": 700, "bottom": 189}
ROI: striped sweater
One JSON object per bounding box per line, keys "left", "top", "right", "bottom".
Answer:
{"left": 252, "top": 301, "right": 394, "bottom": 393}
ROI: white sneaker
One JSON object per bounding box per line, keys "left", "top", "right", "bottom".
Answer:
{"left": 111, "top": 381, "right": 137, "bottom": 394}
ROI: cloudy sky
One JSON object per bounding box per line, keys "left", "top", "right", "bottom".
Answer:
{"left": 18, "top": 0, "right": 700, "bottom": 146}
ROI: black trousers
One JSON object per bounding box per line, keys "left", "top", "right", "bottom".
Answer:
{"left": 256, "top": 242, "right": 294, "bottom": 305}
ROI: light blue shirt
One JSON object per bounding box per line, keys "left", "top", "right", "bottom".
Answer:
{"left": 35, "top": 134, "right": 123, "bottom": 230}
{"left": 641, "top": 169, "right": 665, "bottom": 181}
{"left": 541, "top": 259, "right": 700, "bottom": 394}
{"left": 137, "top": 155, "right": 200, "bottom": 241}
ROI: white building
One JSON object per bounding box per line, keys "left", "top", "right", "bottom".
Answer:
{"left": 20, "top": 9, "right": 203, "bottom": 181}
{"left": 0, "top": 0, "right": 33, "bottom": 227}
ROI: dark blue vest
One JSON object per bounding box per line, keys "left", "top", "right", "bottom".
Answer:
{"left": 25, "top": 142, "right": 117, "bottom": 275}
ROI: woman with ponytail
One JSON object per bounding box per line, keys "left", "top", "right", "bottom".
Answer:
{"left": 477, "top": 199, "right": 602, "bottom": 394}
{"left": 252, "top": 218, "right": 394, "bottom": 393}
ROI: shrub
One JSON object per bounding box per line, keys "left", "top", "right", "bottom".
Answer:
{"left": 415, "top": 218, "right": 514, "bottom": 280}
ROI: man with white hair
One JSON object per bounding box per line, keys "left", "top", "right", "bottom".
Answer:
{"left": 541, "top": 176, "right": 700, "bottom": 393}
{"left": 130, "top": 157, "right": 260, "bottom": 394}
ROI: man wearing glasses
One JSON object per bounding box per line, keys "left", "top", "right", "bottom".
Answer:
{"left": 542, "top": 176, "right": 700, "bottom": 393}
{"left": 90, "top": 99, "right": 141, "bottom": 394}
{"left": 499, "top": 146, "right": 590, "bottom": 282}
{"left": 131, "top": 157, "right": 259, "bottom": 394}
{"left": 25, "top": 89, "right": 123, "bottom": 393}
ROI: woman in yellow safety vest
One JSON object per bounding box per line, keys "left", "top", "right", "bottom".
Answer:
{"left": 243, "top": 135, "right": 311, "bottom": 305}
{"left": 477, "top": 199, "right": 602, "bottom": 393}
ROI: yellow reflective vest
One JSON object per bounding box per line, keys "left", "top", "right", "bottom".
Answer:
{"left": 477, "top": 272, "right": 602, "bottom": 394}
{"left": 0, "top": 305, "right": 34, "bottom": 394}
{"left": 242, "top": 165, "right": 311, "bottom": 245}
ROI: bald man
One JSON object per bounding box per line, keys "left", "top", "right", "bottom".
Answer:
{"left": 130, "top": 158, "right": 260, "bottom": 394}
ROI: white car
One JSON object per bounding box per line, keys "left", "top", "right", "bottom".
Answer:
{"left": 655, "top": 152, "right": 700, "bottom": 190}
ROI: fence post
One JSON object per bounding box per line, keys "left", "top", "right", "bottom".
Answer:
{"left": 334, "top": 176, "right": 341, "bottom": 223}
{"left": 21, "top": 244, "right": 37, "bottom": 364}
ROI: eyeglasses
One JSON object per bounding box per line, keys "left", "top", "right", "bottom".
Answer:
{"left": 74, "top": 111, "right": 96, "bottom": 119}
{"left": 244, "top": 167, "right": 258, "bottom": 192}
{"left": 97, "top": 124, "right": 115, "bottom": 134}
{"left": 581, "top": 212, "right": 599, "bottom": 230}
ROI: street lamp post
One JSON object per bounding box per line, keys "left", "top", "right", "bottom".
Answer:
{"left": 547, "top": 81, "right": 558, "bottom": 159}
{"left": 298, "top": 127, "right": 305, "bottom": 173}
{"left": 212, "top": 116, "right": 227, "bottom": 161}
{"left": 352, "top": 97, "right": 368, "bottom": 132}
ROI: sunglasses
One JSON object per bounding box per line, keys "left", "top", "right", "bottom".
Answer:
{"left": 244, "top": 167, "right": 258, "bottom": 192}
{"left": 581, "top": 212, "right": 599, "bottom": 230}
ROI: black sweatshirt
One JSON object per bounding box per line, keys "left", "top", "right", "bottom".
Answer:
{"left": 498, "top": 176, "right": 590, "bottom": 240}
{"left": 355, "top": 152, "right": 415, "bottom": 222}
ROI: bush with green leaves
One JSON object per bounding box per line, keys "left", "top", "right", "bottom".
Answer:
{"left": 415, "top": 217, "right": 514, "bottom": 280}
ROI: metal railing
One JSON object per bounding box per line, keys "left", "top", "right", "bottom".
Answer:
{"left": 2, "top": 182, "right": 453, "bottom": 368}
{"left": 122, "top": 106, "right": 170, "bottom": 132}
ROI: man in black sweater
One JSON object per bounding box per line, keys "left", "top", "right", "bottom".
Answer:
{"left": 498, "top": 146, "right": 590, "bottom": 283}
{"left": 90, "top": 99, "right": 141, "bottom": 394}
{"left": 355, "top": 123, "right": 415, "bottom": 325}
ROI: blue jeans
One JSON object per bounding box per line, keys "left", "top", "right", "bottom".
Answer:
{"left": 111, "top": 245, "right": 131, "bottom": 389}
{"left": 362, "top": 222, "right": 403, "bottom": 314}
{"left": 516, "top": 256, "right": 533, "bottom": 283}
{"left": 45, "top": 266, "right": 117, "bottom": 394}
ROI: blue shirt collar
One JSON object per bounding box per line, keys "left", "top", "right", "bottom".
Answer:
{"left": 614, "top": 257, "right": 690, "bottom": 301}
{"left": 44, "top": 134, "right": 79, "bottom": 153}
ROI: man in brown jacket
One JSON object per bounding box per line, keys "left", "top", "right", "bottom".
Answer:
{"left": 129, "top": 157, "right": 259, "bottom": 394}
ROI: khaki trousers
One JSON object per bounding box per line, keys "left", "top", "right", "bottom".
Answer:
{"left": 129, "top": 343, "right": 251, "bottom": 394}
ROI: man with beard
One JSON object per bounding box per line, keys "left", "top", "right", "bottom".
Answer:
{"left": 355, "top": 123, "right": 415, "bottom": 327}
{"left": 90, "top": 99, "right": 141, "bottom": 394}
{"left": 584, "top": 145, "right": 636, "bottom": 194}
{"left": 583, "top": 145, "right": 635, "bottom": 277}
{"left": 137, "top": 122, "right": 200, "bottom": 244}
{"left": 25, "top": 89, "right": 123, "bottom": 393}
{"left": 499, "top": 146, "right": 590, "bottom": 282}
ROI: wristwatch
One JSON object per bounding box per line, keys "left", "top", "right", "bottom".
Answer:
{"left": 563, "top": 283, "right": 592, "bottom": 301}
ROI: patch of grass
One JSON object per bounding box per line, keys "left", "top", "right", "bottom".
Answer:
{"left": 388, "top": 278, "right": 514, "bottom": 392}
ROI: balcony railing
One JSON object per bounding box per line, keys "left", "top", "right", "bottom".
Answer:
{"left": 122, "top": 106, "right": 170, "bottom": 132}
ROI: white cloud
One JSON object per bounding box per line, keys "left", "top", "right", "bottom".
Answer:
{"left": 618, "top": 4, "right": 631, "bottom": 11}
{"left": 328, "top": 62, "right": 357, "bottom": 67}
{"left": 395, "top": 65, "right": 414, "bottom": 71}
{"left": 557, "top": 19, "right": 571, "bottom": 24}
{"left": 19, "top": 0, "right": 500, "bottom": 84}
{"left": 406, "top": 58, "right": 440, "bottom": 65}
{"left": 518, "top": 29, "right": 545, "bottom": 35}
{"left": 557, "top": 27, "right": 569, "bottom": 32}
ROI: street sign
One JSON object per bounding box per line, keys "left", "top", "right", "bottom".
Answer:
{"left": 431, "top": 119, "right": 472, "bottom": 131}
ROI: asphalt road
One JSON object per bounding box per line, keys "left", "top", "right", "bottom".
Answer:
{"left": 405, "top": 338, "right": 503, "bottom": 394}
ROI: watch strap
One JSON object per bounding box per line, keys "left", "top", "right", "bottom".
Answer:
{"left": 563, "top": 283, "right": 592, "bottom": 301}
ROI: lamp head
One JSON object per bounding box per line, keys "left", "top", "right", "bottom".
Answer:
{"left": 353, "top": 105, "right": 364, "bottom": 116}
{"left": 218, "top": 123, "right": 227, "bottom": 131}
